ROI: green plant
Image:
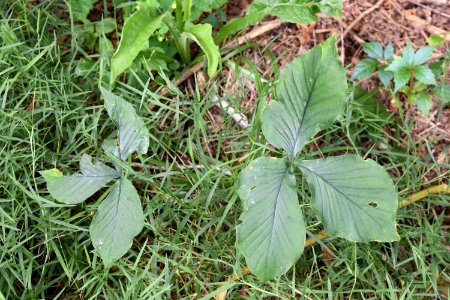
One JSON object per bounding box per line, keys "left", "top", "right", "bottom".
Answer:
{"left": 40, "top": 88, "right": 149, "bottom": 266}
{"left": 236, "top": 36, "right": 399, "bottom": 280}
{"left": 351, "top": 38, "right": 449, "bottom": 115}
{"left": 110, "top": 0, "right": 220, "bottom": 83}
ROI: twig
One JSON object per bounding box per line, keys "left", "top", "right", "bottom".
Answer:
{"left": 343, "top": 0, "right": 385, "bottom": 38}
{"left": 215, "top": 183, "right": 450, "bottom": 300}
{"left": 212, "top": 96, "right": 249, "bottom": 129}
{"left": 402, "top": 0, "right": 450, "bottom": 18}
{"left": 224, "top": 20, "right": 283, "bottom": 49}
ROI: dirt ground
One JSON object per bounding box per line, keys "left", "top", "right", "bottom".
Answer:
{"left": 218, "top": 0, "right": 450, "bottom": 173}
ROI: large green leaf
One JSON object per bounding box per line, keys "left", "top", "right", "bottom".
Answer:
{"left": 72, "top": 0, "right": 96, "bottom": 23}
{"left": 90, "top": 178, "right": 144, "bottom": 267}
{"left": 248, "top": 0, "right": 342, "bottom": 24}
{"left": 262, "top": 36, "right": 347, "bottom": 159}
{"left": 237, "top": 157, "right": 305, "bottom": 280}
{"left": 110, "top": 5, "right": 166, "bottom": 83}
{"left": 183, "top": 23, "right": 220, "bottom": 78}
{"left": 297, "top": 155, "right": 399, "bottom": 242}
{"left": 40, "top": 155, "right": 119, "bottom": 204}
{"left": 101, "top": 88, "right": 150, "bottom": 161}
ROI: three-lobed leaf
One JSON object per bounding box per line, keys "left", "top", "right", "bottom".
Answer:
{"left": 237, "top": 157, "right": 305, "bottom": 281}
{"left": 40, "top": 155, "right": 119, "bottom": 204}
{"left": 101, "top": 88, "right": 150, "bottom": 161}
{"left": 262, "top": 36, "right": 347, "bottom": 159}
{"left": 90, "top": 178, "right": 144, "bottom": 267}
{"left": 110, "top": 5, "right": 166, "bottom": 83}
{"left": 297, "top": 155, "right": 399, "bottom": 242}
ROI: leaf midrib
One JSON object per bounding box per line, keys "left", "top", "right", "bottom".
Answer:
{"left": 299, "top": 163, "right": 383, "bottom": 224}
{"left": 263, "top": 165, "right": 290, "bottom": 270}
{"left": 289, "top": 57, "right": 322, "bottom": 158}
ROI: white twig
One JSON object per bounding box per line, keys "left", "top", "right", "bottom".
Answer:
{"left": 212, "top": 95, "right": 249, "bottom": 129}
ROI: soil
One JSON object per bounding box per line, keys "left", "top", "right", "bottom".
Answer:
{"left": 215, "top": 0, "right": 450, "bottom": 179}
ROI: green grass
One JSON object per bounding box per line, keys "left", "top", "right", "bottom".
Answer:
{"left": 1, "top": 0, "right": 449, "bottom": 299}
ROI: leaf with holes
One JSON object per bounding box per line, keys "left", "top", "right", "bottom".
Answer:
{"left": 261, "top": 36, "right": 347, "bottom": 159}
{"left": 40, "top": 155, "right": 119, "bottom": 204}
{"left": 101, "top": 88, "right": 149, "bottom": 161}
{"left": 237, "top": 157, "right": 305, "bottom": 281}
{"left": 90, "top": 178, "right": 144, "bottom": 267}
{"left": 248, "top": 0, "right": 342, "bottom": 24}
{"left": 296, "top": 155, "right": 399, "bottom": 242}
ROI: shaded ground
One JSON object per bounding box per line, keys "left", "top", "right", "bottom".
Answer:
{"left": 215, "top": 0, "right": 449, "bottom": 174}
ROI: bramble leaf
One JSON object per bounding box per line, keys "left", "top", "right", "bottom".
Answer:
{"left": 101, "top": 88, "right": 150, "bottom": 161}
{"left": 237, "top": 157, "right": 305, "bottom": 280}
{"left": 297, "top": 155, "right": 399, "bottom": 242}
{"left": 384, "top": 42, "right": 394, "bottom": 60}
{"left": 402, "top": 41, "right": 415, "bottom": 66}
{"left": 413, "top": 92, "right": 433, "bottom": 116}
{"left": 378, "top": 65, "right": 393, "bottom": 87}
{"left": 363, "top": 42, "right": 383, "bottom": 60}
{"left": 183, "top": 23, "right": 220, "bottom": 78}
{"left": 414, "top": 65, "right": 436, "bottom": 85}
{"left": 393, "top": 66, "right": 411, "bottom": 92}
{"left": 110, "top": 5, "right": 166, "bottom": 83}
{"left": 386, "top": 57, "right": 407, "bottom": 72}
{"left": 40, "top": 155, "right": 119, "bottom": 204}
{"left": 413, "top": 46, "right": 434, "bottom": 65}
{"left": 351, "top": 59, "right": 378, "bottom": 80}
{"left": 262, "top": 36, "right": 347, "bottom": 158}
{"left": 90, "top": 178, "right": 144, "bottom": 267}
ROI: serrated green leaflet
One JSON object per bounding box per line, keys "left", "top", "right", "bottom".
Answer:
{"left": 262, "top": 36, "right": 347, "bottom": 159}
{"left": 237, "top": 157, "right": 305, "bottom": 281}
{"left": 352, "top": 58, "right": 378, "bottom": 80}
{"left": 297, "top": 155, "right": 399, "bottom": 242}
{"left": 101, "top": 88, "right": 149, "bottom": 161}
{"left": 110, "top": 5, "right": 166, "bottom": 83}
{"left": 363, "top": 42, "right": 383, "bottom": 60}
{"left": 414, "top": 65, "right": 436, "bottom": 85}
{"left": 90, "top": 178, "right": 144, "bottom": 267}
{"left": 40, "top": 155, "right": 119, "bottom": 204}
{"left": 183, "top": 23, "right": 220, "bottom": 78}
